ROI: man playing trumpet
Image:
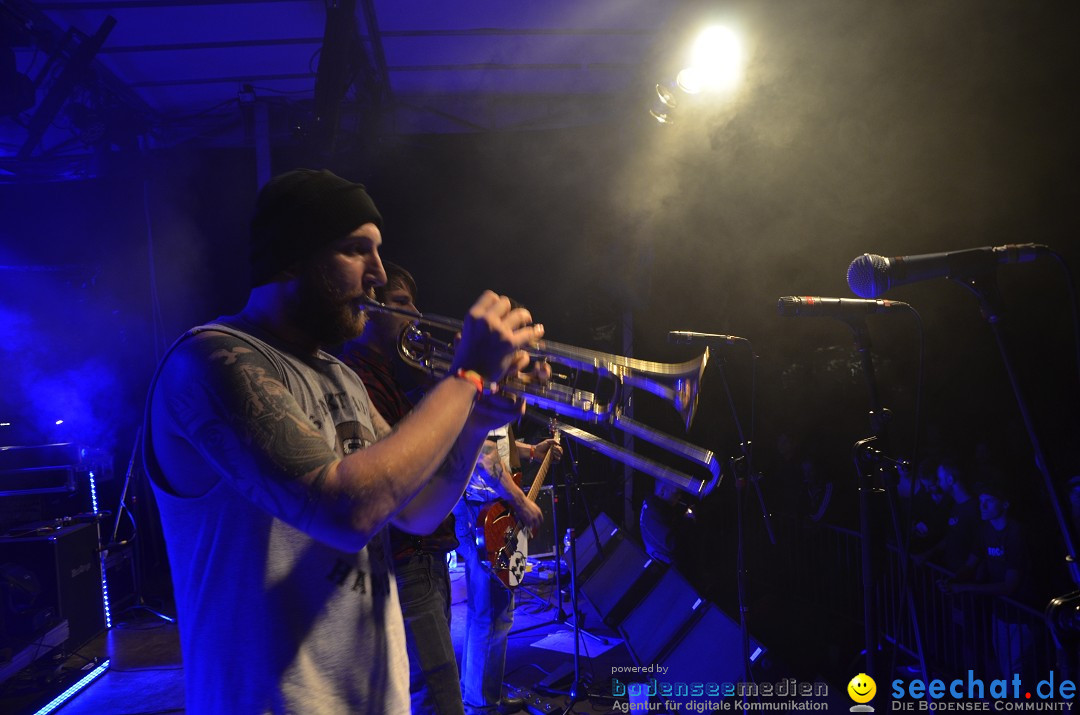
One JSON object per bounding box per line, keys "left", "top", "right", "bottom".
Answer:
{"left": 143, "top": 168, "right": 540, "bottom": 714}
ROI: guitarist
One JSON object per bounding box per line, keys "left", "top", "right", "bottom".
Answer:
{"left": 453, "top": 422, "right": 561, "bottom": 715}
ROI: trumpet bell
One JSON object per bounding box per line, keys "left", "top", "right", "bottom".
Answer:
{"left": 611, "top": 348, "right": 709, "bottom": 430}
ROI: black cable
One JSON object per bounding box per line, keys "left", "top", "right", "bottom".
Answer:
{"left": 64, "top": 647, "right": 98, "bottom": 666}
{"left": 906, "top": 304, "right": 925, "bottom": 480}
{"left": 883, "top": 303, "right": 928, "bottom": 689}
{"left": 106, "top": 666, "right": 183, "bottom": 673}
{"left": 505, "top": 661, "right": 551, "bottom": 678}
{"left": 1049, "top": 250, "right": 1080, "bottom": 391}
{"left": 893, "top": 304, "right": 925, "bottom": 550}
{"left": 0, "top": 625, "right": 75, "bottom": 697}
{"left": 154, "top": 97, "right": 238, "bottom": 125}
{"left": 112, "top": 620, "right": 172, "bottom": 631}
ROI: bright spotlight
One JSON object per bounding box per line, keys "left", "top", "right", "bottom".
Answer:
{"left": 55, "top": 419, "right": 64, "bottom": 425}
{"left": 680, "top": 25, "right": 742, "bottom": 93}
{"left": 675, "top": 68, "right": 703, "bottom": 95}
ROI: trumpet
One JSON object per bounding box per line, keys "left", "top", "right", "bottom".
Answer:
{"left": 359, "top": 297, "right": 722, "bottom": 498}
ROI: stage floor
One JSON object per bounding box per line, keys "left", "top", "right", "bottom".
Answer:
{"left": 11, "top": 557, "right": 638, "bottom": 714}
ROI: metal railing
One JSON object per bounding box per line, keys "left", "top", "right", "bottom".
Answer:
{"left": 748, "top": 513, "right": 1055, "bottom": 680}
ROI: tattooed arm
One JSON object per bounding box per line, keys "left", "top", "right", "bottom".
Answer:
{"left": 152, "top": 294, "right": 540, "bottom": 552}
{"left": 389, "top": 421, "right": 490, "bottom": 534}
{"left": 367, "top": 386, "right": 517, "bottom": 534}
{"left": 152, "top": 330, "right": 486, "bottom": 551}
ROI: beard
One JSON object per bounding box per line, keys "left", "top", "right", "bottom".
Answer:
{"left": 286, "top": 262, "right": 368, "bottom": 348}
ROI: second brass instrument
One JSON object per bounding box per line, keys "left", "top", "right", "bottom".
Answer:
{"left": 360, "top": 297, "right": 721, "bottom": 497}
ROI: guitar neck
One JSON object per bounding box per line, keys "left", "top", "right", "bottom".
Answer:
{"left": 524, "top": 438, "right": 557, "bottom": 504}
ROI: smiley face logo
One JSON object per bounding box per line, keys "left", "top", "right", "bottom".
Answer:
{"left": 847, "top": 673, "right": 876, "bottom": 704}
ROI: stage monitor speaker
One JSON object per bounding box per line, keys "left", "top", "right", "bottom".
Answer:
{"left": 619, "top": 566, "right": 702, "bottom": 666}
{"left": 579, "top": 535, "right": 664, "bottom": 628}
{"left": 0, "top": 522, "right": 105, "bottom": 649}
{"left": 657, "top": 602, "right": 767, "bottom": 683}
{"left": 564, "top": 511, "right": 617, "bottom": 580}
{"left": 526, "top": 486, "right": 557, "bottom": 558}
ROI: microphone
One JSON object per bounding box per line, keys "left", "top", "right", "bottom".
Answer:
{"left": 668, "top": 330, "right": 748, "bottom": 345}
{"left": 777, "top": 296, "right": 909, "bottom": 318}
{"left": 846, "top": 243, "right": 1049, "bottom": 298}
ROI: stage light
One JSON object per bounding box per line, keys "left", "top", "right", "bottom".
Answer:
{"left": 649, "top": 24, "right": 742, "bottom": 125}
{"left": 55, "top": 419, "right": 64, "bottom": 425}
{"left": 88, "top": 469, "right": 112, "bottom": 627}
{"left": 33, "top": 660, "right": 110, "bottom": 715}
{"left": 648, "top": 83, "right": 678, "bottom": 124}
{"left": 679, "top": 25, "right": 742, "bottom": 94}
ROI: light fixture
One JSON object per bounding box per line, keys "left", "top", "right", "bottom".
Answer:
{"left": 33, "top": 660, "right": 111, "bottom": 715}
{"left": 648, "top": 83, "right": 679, "bottom": 124}
{"left": 88, "top": 469, "right": 112, "bottom": 627}
{"left": 649, "top": 24, "right": 743, "bottom": 125}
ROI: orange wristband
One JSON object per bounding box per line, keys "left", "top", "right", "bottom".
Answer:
{"left": 529, "top": 445, "right": 537, "bottom": 462}
{"left": 454, "top": 368, "right": 485, "bottom": 394}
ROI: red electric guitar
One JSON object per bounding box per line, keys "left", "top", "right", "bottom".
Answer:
{"left": 476, "top": 430, "right": 559, "bottom": 588}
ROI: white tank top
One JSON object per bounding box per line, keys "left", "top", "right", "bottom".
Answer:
{"left": 144, "top": 318, "right": 409, "bottom": 714}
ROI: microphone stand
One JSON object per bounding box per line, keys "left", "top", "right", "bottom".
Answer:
{"left": 844, "top": 318, "right": 928, "bottom": 705}
{"left": 948, "top": 270, "right": 1080, "bottom": 661}
{"left": 508, "top": 477, "right": 571, "bottom": 634}
{"left": 557, "top": 439, "right": 614, "bottom": 711}
{"left": 107, "top": 428, "right": 174, "bottom": 624}
{"left": 670, "top": 332, "right": 771, "bottom": 689}
{"left": 523, "top": 438, "right": 610, "bottom": 713}
{"left": 712, "top": 343, "right": 774, "bottom": 686}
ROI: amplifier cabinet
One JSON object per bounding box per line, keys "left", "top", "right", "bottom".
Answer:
{"left": 0, "top": 523, "right": 105, "bottom": 649}
{"left": 526, "top": 485, "right": 557, "bottom": 557}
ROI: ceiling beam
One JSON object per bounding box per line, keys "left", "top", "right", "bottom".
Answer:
{"left": 311, "top": 0, "right": 357, "bottom": 153}
{"left": 7, "top": 0, "right": 152, "bottom": 110}
{"left": 35, "top": 0, "right": 300, "bottom": 9}
{"left": 100, "top": 37, "right": 321, "bottom": 53}
{"left": 18, "top": 14, "right": 116, "bottom": 159}
{"left": 129, "top": 71, "right": 313, "bottom": 87}
{"left": 358, "top": 0, "right": 389, "bottom": 100}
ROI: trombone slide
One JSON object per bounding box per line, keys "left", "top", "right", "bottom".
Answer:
{"left": 551, "top": 418, "right": 722, "bottom": 499}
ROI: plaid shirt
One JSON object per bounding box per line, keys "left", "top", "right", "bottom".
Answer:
{"left": 338, "top": 340, "right": 457, "bottom": 557}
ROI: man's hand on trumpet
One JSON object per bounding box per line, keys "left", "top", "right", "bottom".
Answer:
{"left": 451, "top": 291, "right": 542, "bottom": 384}
{"left": 451, "top": 291, "right": 542, "bottom": 428}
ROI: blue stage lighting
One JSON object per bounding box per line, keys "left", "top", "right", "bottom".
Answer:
{"left": 33, "top": 659, "right": 110, "bottom": 715}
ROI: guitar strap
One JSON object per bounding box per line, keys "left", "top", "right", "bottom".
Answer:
{"left": 506, "top": 423, "right": 523, "bottom": 488}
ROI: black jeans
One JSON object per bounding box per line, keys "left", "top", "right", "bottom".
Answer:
{"left": 395, "top": 551, "right": 465, "bottom": 715}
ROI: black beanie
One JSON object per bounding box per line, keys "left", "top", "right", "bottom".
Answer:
{"left": 249, "top": 169, "right": 383, "bottom": 287}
